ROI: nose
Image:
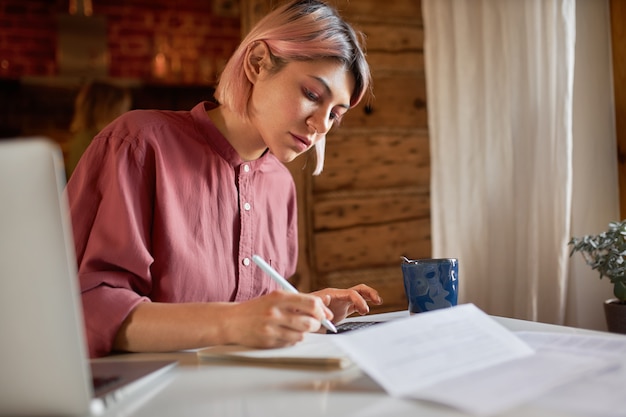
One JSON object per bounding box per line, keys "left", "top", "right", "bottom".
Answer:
{"left": 306, "top": 110, "right": 333, "bottom": 136}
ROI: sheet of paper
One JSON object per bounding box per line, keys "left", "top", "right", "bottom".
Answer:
{"left": 518, "top": 331, "right": 626, "bottom": 417}
{"left": 413, "top": 350, "right": 615, "bottom": 416}
{"left": 517, "top": 330, "right": 626, "bottom": 359}
{"left": 332, "top": 306, "right": 620, "bottom": 415}
{"left": 330, "top": 304, "right": 534, "bottom": 398}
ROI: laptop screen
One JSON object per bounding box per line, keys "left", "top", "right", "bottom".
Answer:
{"left": 0, "top": 137, "right": 95, "bottom": 415}
{"left": 0, "top": 137, "right": 177, "bottom": 416}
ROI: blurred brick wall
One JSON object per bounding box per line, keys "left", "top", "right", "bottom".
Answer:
{"left": 0, "top": 0, "right": 240, "bottom": 84}
{"left": 0, "top": 0, "right": 61, "bottom": 77}
{"left": 0, "top": 0, "right": 239, "bottom": 147}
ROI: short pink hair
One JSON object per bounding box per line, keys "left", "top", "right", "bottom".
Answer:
{"left": 215, "top": 0, "right": 371, "bottom": 175}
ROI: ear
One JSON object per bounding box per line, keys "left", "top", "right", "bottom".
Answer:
{"left": 244, "top": 41, "right": 272, "bottom": 84}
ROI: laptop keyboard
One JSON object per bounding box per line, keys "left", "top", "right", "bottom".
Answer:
{"left": 332, "top": 321, "right": 382, "bottom": 334}
{"left": 92, "top": 375, "right": 121, "bottom": 391}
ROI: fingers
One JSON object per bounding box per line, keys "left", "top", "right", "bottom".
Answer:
{"left": 271, "top": 291, "right": 333, "bottom": 325}
{"left": 349, "top": 284, "right": 383, "bottom": 305}
{"left": 319, "top": 294, "right": 334, "bottom": 320}
{"left": 252, "top": 318, "right": 309, "bottom": 348}
{"left": 228, "top": 292, "right": 332, "bottom": 349}
{"left": 257, "top": 291, "right": 329, "bottom": 333}
{"left": 321, "top": 293, "right": 332, "bottom": 306}
{"left": 310, "top": 285, "right": 384, "bottom": 323}
{"left": 345, "top": 290, "right": 371, "bottom": 315}
{"left": 341, "top": 285, "right": 382, "bottom": 315}
{"left": 318, "top": 285, "right": 383, "bottom": 310}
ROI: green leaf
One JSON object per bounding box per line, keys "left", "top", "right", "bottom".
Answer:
{"left": 615, "top": 281, "right": 626, "bottom": 301}
{"left": 569, "top": 220, "right": 626, "bottom": 299}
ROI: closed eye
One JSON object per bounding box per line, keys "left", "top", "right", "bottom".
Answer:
{"left": 304, "top": 88, "right": 319, "bottom": 102}
{"left": 304, "top": 87, "right": 346, "bottom": 125}
{"left": 330, "top": 111, "right": 344, "bottom": 125}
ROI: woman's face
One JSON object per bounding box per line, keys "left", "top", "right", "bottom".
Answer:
{"left": 247, "top": 58, "right": 355, "bottom": 163}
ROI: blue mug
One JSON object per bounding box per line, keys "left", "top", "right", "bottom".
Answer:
{"left": 401, "top": 257, "right": 458, "bottom": 314}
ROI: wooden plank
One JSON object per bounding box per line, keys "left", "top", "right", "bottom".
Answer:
{"left": 329, "top": 0, "right": 422, "bottom": 23}
{"left": 361, "top": 22, "right": 423, "bottom": 53}
{"left": 314, "top": 218, "right": 432, "bottom": 272}
{"left": 366, "top": 51, "right": 424, "bottom": 76}
{"left": 316, "top": 266, "right": 409, "bottom": 314}
{"left": 313, "top": 188, "right": 430, "bottom": 230}
{"left": 359, "top": 22, "right": 425, "bottom": 81}
{"left": 284, "top": 157, "right": 314, "bottom": 292}
{"left": 314, "top": 130, "right": 430, "bottom": 192}
{"left": 245, "top": 0, "right": 422, "bottom": 25}
{"left": 340, "top": 73, "right": 427, "bottom": 129}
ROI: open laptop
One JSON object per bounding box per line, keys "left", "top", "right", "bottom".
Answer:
{"left": 0, "top": 137, "right": 177, "bottom": 416}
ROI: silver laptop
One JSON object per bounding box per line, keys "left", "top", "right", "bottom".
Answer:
{"left": 0, "top": 137, "right": 177, "bottom": 416}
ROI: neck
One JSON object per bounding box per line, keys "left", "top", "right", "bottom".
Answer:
{"left": 206, "top": 106, "right": 267, "bottom": 161}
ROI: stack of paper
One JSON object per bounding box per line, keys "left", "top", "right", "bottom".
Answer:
{"left": 331, "top": 304, "right": 618, "bottom": 416}
{"left": 198, "top": 333, "right": 352, "bottom": 369}
{"left": 518, "top": 331, "right": 626, "bottom": 416}
{"left": 197, "top": 304, "right": 623, "bottom": 415}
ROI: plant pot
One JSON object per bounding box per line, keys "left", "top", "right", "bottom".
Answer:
{"left": 603, "top": 298, "right": 626, "bottom": 334}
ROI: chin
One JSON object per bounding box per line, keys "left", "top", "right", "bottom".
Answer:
{"left": 273, "top": 150, "right": 301, "bottom": 164}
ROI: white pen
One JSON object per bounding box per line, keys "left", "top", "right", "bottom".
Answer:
{"left": 252, "top": 254, "right": 337, "bottom": 333}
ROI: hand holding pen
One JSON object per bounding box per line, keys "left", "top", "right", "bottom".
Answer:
{"left": 252, "top": 255, "right": 337, "bottom": 333}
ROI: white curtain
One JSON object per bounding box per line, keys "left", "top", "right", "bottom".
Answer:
{"left": 423, "top": 0, "right": 576, "bottom": 323}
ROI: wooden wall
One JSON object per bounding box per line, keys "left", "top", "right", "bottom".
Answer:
{"left": 242, "top": 0, "right": 430, "bottom": 313}
{"left": 3, "top": 0, "right": 429, "bottom": 314}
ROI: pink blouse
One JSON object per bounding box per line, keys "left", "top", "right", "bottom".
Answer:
{"left": 66, "top": 102, "right": 297, "bottom": 357}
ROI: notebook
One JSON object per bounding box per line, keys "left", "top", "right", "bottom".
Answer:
{"left": 0, "top": 137, "right": 177, "bottom": 416}
{"left": 197, "top": 321, "right": 387, "bottom": 369}
{"left": 198, "top": 332, "right": 353, "bottom": 369}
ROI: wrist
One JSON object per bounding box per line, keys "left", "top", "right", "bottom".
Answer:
{"left": 203, "top": 302, "right": 239, "bottom": 346}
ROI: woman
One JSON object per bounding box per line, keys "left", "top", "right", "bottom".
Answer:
{"left": 67, "top": 0, "right": 381, "bottom": 358}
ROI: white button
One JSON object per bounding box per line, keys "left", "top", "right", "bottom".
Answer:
{"left": 243, "top": 257, "right": 250, "bottom": 266}
{"left": 243, "top": 164, "right": 250, "bottom": 173}
{"left": 243, "top": 202, "right": 251, "bottom": 211}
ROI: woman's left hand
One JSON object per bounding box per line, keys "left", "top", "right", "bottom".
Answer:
{"left": 310, "top": 284, "right": 383, "bottom": 324}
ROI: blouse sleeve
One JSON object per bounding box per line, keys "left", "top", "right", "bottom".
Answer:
{"left": 66, "top": 125, "right": 156, "bottom": 358}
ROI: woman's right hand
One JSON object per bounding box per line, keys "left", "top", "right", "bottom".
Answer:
{"left": 223, "top": 290, "right": 334, "bottom": 348}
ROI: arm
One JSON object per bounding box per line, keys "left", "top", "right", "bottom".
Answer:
{"left": 68, "top": 122, "right": 165, "bottom": 357}
{"left": 113, "top": 291, "right": 334, "bottom": 352}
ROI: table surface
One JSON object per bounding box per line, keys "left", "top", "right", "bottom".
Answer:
{"left": 95, "top": 311, "right": 615, "bottom": 417}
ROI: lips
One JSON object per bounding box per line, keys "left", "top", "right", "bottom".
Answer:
{"left": 290, "top": 133, "right": 312, "bottom": 151}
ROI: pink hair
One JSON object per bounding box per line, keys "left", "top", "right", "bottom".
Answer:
{"left": 214, "top": 0, "right": 371, "bottom": 175}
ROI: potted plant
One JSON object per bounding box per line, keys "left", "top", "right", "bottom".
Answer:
{"left": 569, "top": 220, "right": 626, "bottom": 334}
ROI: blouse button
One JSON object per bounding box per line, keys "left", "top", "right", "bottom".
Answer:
{"left": 243, "top": 164, "right": 250, "bottom": 173}
{"left": 242, "top": 257, "right": 250, "bottom": 266}
{"left": 243, "top": 202, "right": 251, "bottom": 211}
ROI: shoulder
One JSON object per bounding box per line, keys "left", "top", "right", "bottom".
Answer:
{"left": 106, "top": 102, "right": 213, "bottom": 146}
{"left": 111, "top": 108, "right": 192, "bottom": 135}
{"left": 96, "top": 107, "right": 201, "bottom": 155}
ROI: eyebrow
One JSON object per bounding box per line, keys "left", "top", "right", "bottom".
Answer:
{"left": 309, "top": 75, "right": 351, "bottom": 110}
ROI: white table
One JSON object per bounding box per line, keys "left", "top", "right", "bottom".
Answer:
{"left": 97, "top": 311, "right": 620, "bottom": 417}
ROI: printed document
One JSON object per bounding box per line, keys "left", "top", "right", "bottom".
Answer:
{"left": 331, "top": 304, "right": 534, "bottom": 397}
{"left": 331, "top": 304, "right": 615, "bottom": 415}
{"left": 520, "top": 331, "right": 626, "bottom": 417}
